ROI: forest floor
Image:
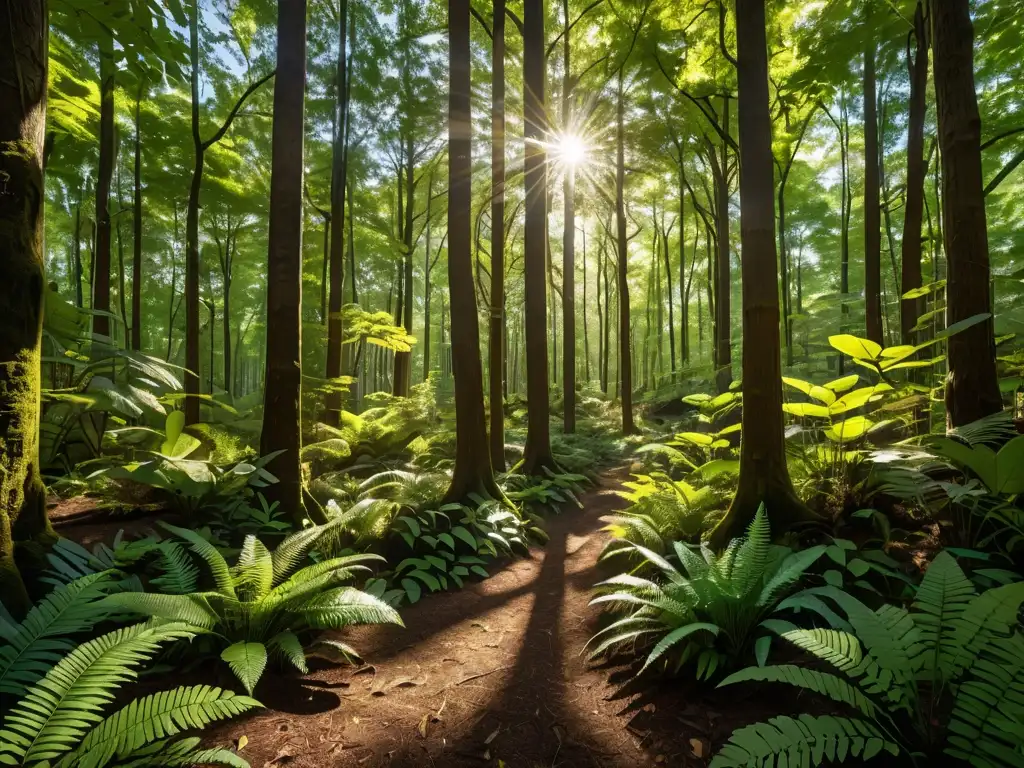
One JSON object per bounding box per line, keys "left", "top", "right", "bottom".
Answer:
{"left": 194, "top": 467, "right": 789, "bottom": 768}
{"left": 51, "top": 468, "right": 796, "bottom": 767}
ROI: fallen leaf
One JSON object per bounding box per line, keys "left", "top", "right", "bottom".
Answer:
{"left": 484, "top": 726, "right": 500, "bottom": 745}
{"left": 690, "top": 738, "right": 705, "bottom": 758}
{"left": 237, "top": 735, "right": 248, "bottom": 751}
{"left": 418, "top": 713, "right": 430, "bottom": 739}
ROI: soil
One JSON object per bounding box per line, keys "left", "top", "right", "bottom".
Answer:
{"left": 206, "top": 468, "right": 797, "bottom": 768}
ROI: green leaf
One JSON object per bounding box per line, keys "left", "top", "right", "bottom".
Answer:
{"left": 402, "top": 578, "right": 422, "bottom": 603}
{"left": 829, "top": 334, "right": 883, "bottom": 361}
{"left": 221, "top": 642, "right": 268, "bottom": 695}
{"left": 451, "top": 526, "right": 477, "bottom": 548}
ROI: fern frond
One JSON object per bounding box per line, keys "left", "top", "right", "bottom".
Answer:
{"left": 63, "top": 685, "right": 260, "bottom": 768}
{"left": 110, "top": 736, "right": 251, "bottom": 768}
{"left": 710, "top": 714, "right": 899, "bottom": 767}
{"left": 949, "top": 581, "right": 1024, "bottom": 679}
{"left": 151, "top": 541, "right": 200, "bottom": 594}
{"left": 297, "top": 586, "right": 403, "bottom": 629}
{"left": 221, "top": 642, "right": 268, "bottom": 695}
{"left": 100, "top": 592, "right": 220, "bottom": 629}
{"left": 757, "top": 546, "right": 827, "bottom": 608}
{"left": 720, "top": 665, "right": 878, "bottom": 718}
{"left": 912, "top": 551, "right": 976, "bottom": 683}
{"left": 269, "top": 631, "right": 308, "bottom": 674}
{"left": 0, "top": 572, "right": 114, "bottom": 697}
{"left": 233, "top": 536, "right": 273, "bottom": 602}
{"left": 782, "top": 628, "right": 864, "bottom": 672}
{"left": 0, "top": 622, "right": 197, "bottom": 765}
{"left": 639, "top": 622, "right": 720, "bottom": 675}
{"left": 673, "top": 540, "right": 710, "bottom": 580}
{"left": 160, "top": 522, "right": 236, "bottom": 597}
{"left": 732, "top": 505, "right": 770, "bottom": 597}
{"left": 946, "top": 633, "right": 1024, "bottom": 768}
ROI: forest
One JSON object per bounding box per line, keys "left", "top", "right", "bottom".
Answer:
{"left": 3, "top": 0, "right": 1024, "bottom": 765}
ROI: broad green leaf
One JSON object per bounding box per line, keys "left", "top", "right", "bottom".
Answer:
{"left": 829, "top": 334, "right": 882, "bottom": 361}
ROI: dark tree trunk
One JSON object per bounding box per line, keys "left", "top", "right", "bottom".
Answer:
{"left": 489, "top": 0, "right": 507, "bottom": 469}
{"left": 602, "top": 236, "right": 611, "bottom": 393}
{"left": 615, "top": 72, "right": 635, "bottom": 434}
{"left": 325, "top": 0, "right": 349, "bottom": 427}
{"left": 662, "top": 216, "right": 676, "bottom": 379}
{"left": 444, "top": 0, "right": 500, "bottom": 501}
{"left": 185, "top": 2, "right": 204, "bottom": 423}
{"left": 522, "top": 0, "right": 556, "bottom": 471}
{"left": 901, "top": 0, "right": 927, "bottom": 344}
{"left": 582, "top": 228, "right": 590, "bottom": 382}
{"left": 0, "top": 0, "right": 54, "bottom": 616}
{"left": 73, "top": 188, "right": 83, "bottom": 307}
{"left": 931, "top": 0, "right": 1002, "bottom": 427}
{"left": 864, "top": 35, "right": 883, "bottom": 345}
{"left": 712, "top": 0, "right": 814, "bottom": 549}
{"left": 132, "top": 84, "right": 144, "bottom": 351}
{"left": 262, "top": 0, "right": 319, "bottom": 524}
{"left": 561, "top": 0, "right": 576, "bottom": 433}
{"left": 93, "top": 34, "right": 115, "bottom": 343}
{"left": 713, "top": 98, "right": 731, "bottom": 392}
{"left": 393, "top": 138, "right": 416, "bottom": 396}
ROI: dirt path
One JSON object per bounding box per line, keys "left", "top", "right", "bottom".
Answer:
{"left": 214, "top": 468, "right": 740, "bottom": 768}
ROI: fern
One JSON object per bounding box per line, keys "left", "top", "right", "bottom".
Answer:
{"left": 710, "top": 714, "right": 899, "bottom": 767}
{"left": 0, "top": 572, "right": 115, "bottom": 697}
{"left": 714, "top": 551, "right": 1024, "bottom": 767}
{"left": 62, "top": 685, "right": 259, "bottom": 768}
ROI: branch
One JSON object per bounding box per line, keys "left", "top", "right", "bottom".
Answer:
{"left": 470, "top": 5, "right": 492, "bottom": 39}
{"left": 202, "top": 69, "right": 277, "bottom": 150}
{"left": 505, "top": 8, "right": 523, "bottom": 35}
{"left": 717, "top": 0, "right": 737, "bottom": 68}
{"left": 981, "top": 126, "right": 1024, "bottom": 152}
{"left": 984, "top": 147, "right": 1024, "bottom": 196}
{"left": 653, "top": 51, "right": 737, "bottom": 152}
{"left": 546, "top": 0, "right": 606, "bottom": 60}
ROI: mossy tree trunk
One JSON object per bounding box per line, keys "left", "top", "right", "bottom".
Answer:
{"left": 1, "top": 0, "right": 55, "bottom": 618}
{"left": 444, "top": 0, "right": 501, "bottom": 503}
{"left": 711, "top": 0, "right": 817, "bottom": 550}
{"left": 262, "top": 0, "right": 320, "bottom": 525}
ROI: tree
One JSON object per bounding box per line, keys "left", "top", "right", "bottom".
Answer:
{"left": 489, "top": 0, "right": 507, "bottom": 469}
{"left": 615, "top": 69, "right": 636, "bottom": 435}
{"left": 863, "top": 21, "right": 882, "bottom": 345}
{"left": 93, "top": 30, "right": 116, "bottom": 342}
{"left": 0, "top": 0, "right": 55, "bottom": 616}
{"left": 521, "top": 0, "right": 557, "bottom": 472}
{"left": 931, "top": 0, "right": 1003, "bottom": 427}
{"left": 261, "top": 0, "right": 315, "bottom": 524}
{"left": 184, "top": 0, "right": 274, "bottom": 424}
{"left": 900, "top": 0, "right": 927, "bottom": 345}
{"left": 711, "top": 0, "right": 815, "bottom": 549}
{"left": 325, "top": 0, "right": 351, "bottom": 427}
{"left": 444, "top": 0, "right": 501, "bottom": 502}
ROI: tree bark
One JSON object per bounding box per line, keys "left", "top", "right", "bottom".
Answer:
{"left": 615, "top": 72, "right": 635, "bottom": 434}
{"left": 864, "top": 34, "right": 883, "bottom": 345}
{"left": 489, "top": 0, "right": 507, "bottom": 469}
{"left": 522, "top": 0, "right": 557, "bottom": 471}
{"left": 662, "top": 215, "right": 676, "bottom": 379}
{"left": 131, "top": 84, "right": 144, "bottom": 352}
{"left": 561, "top": 0, "right": 576, "bottom": 433}
{"left": 93, "top": 33, "right": 115, "bottom": 343}
{"left": 901, "top": 0, "right": 927, "bottom": 344}
{"left": 931, "top": 0, "right": 1003, "bottom": 427}
{"left": 0, "top": 0, "right": 54, "bottom": 616}
{"left": 444, "top": 0, "right": 501, "bottom": 502}
{"left": 325, "top": 0, "right": 350, "bottom": 426}
{"left": 712, "top": 0, "right": 814, "bottom": 549}
{"left": 713, "top": 98, "right": 732, "bottom": 392}
{"left": 262, "top": 0, "right": 317, "bottom": 524}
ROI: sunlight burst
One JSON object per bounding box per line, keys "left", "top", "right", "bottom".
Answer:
{"left": 554, "top": 133, "right": 588, "bottom": 167}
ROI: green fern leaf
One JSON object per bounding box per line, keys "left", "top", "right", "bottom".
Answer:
{"left": 298, "top": 586, "right": 404, "bottom": 629}
{"left": 233, "top": 536, "right": 274, "bottom": 602}
{"left": 639, "top": 622, "right": 720, "bottom": 675}
{"left": 269, "top": 631, "right": 308, "bottom": 674}
{"left": 0, "top": 622, "right": 197, "bottom": 766}
{"left": 949, "top": 581, "right": 1024, "bottom": 679}
{"left": 221, "top": 642, "right": 268, "bottom": 695}
{"left": 160, "top": 522, "right": 236, "bottom": 597}
{"left": 65, "top": 685, "right": 260, "bottom": 768}
{"left": 782, "top": 628, "right": 864, "bottom": 671}
{"left": 151, "top": 541, "right": 200, "bottom": 594}
{"left": 100, "top": 592, "right": 220, "bottom": 628}
{"left": 720, "top": 665, "right": 878, "bottom": 717}
{"left": 0, "top": 572, "right": 113, "bottom": 697}
{"left": 912, "top": 551, "right": 976, "bottom": 683}
{"left": 710, "top": 713, "right": 899, "bottom": 767}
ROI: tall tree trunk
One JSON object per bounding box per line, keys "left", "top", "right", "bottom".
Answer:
{"left": 262, "top": 0, "right": 318, "bottom": 524}
{"left": 93, "top": 33, "right": 115, "bottom": 343}
{"left": 132, "top": 84, "right": 144, "bottom": 351}
{"left": 615, "top": 72, "right": 635, "bottom": 433}
{"left": 393, "top": 138, "right": 416, "bottom": 396}
{"left": 185, "top": 2, "right": 204, "bottom": 423}
{"left": 602, "top": 236, "right": 611, "bottom": 393}
{"left": 582, "top": 227, "right": 590, "bottom": 382}
{"left": 0, "top": 0, "right": 54, "bottom": 616}
{"left": 931, "top": 0, "right": 1002, "bottom": 427}
{"left": 116, "top": 157, "right": 129, "bottom": 348}
{"left": 73, "top": 187, "right": 83, "bottom": 307}
{"left": 864, "top": 34, "right": 883, "bottom": 345}
{"left": 444, "top": 0, "right": 500, "bottom": 501}
{"left": 713, "top": 98, "right": 731, "bottom": 391}
{"left": 222, "top": 227, "right": 234, "bottom": 397}
{"left": 325, "top": 0, "right": 350, "bottom": 426}
{"left": 713, "top": 0, "right": 814, "bottom": 549}
{"left": 901, "top": 0, "right": 927, "bottom": 344}
{"left": 662, "top": 216, "right": 676, "bottom": 379}
{"left": 522, "top": 0, "right": 556, "bottom": 471}
{"left": 561, "top": 0, "right": 576, "bottom": 433}
{"left": 489, "top": 0, "right": 507, "bottom": 469}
